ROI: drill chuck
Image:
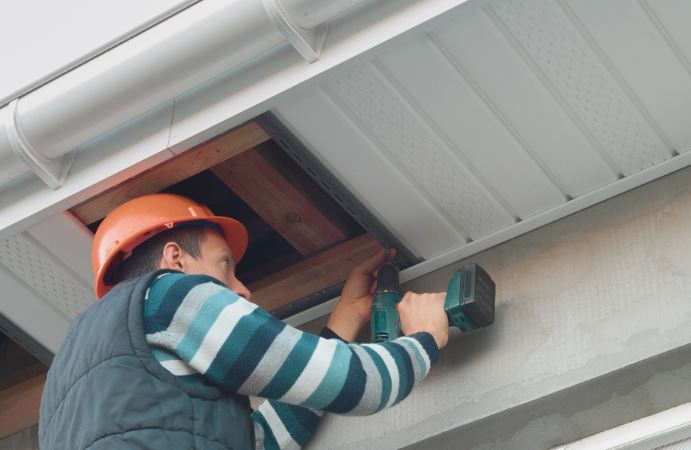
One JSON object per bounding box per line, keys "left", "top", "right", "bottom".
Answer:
{"left": 377, "top": 262, "right": 399, "bottom": 293}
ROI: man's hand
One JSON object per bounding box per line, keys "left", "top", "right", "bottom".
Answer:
{"left": 397, "top": 292, "right": 449, "bottom": 349}
{"left": 326, "top": 248, "right": 396, "bottom": 342}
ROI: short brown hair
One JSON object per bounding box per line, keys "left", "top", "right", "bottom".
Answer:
{"left": 116, "top": 222, "right": 222, "bottom": 282}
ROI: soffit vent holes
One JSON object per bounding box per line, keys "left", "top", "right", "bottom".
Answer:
{"left": 0, "top": 234, "right": 94, "bottom": 319}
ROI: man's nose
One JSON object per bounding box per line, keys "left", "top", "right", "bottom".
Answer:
{"left": 232, "top": 279, "right": 252, "bottom": 300}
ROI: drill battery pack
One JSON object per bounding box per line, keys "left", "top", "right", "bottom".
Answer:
{"left": 445, "top": 263, "right": 496, "bottom": 332}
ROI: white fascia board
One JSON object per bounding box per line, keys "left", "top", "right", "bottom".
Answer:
{"left": 552, "top": 402, "right": 691, "bottom": 450}
{"left": 0, "top": 0, "right": 471, "bottom": 240}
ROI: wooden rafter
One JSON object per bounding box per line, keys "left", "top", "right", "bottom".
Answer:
{"left": 0, "top": 373, "right": 46, "bottom": 440}
{"left": 211, "top": 144, "right": 353, "bottom": 256}
{"left": 71, "top": 121, "right": 270, "bottom": 225}
{"left": 249, "top": 234, "right": 382, "bottom": 312}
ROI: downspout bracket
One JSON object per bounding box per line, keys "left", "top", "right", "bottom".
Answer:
{"left": 5, "top": 99, "right": 74, "bottom": 189}
{"left": 263, "top": 0, "right": 328, "bottom": 63}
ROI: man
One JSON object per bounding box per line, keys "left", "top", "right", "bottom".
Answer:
{"left": 39, "top": 193, "right": 448, "bottom": 449}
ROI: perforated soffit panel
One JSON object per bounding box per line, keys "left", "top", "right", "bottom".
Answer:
{"left": 0, "top": 212, "right": 94, "bottom": 354}
{"left": 2, "top": 0, "right": 691, "bottom": 353}
{"left": 274, "top": 0, "right": 691, "bottom": 267}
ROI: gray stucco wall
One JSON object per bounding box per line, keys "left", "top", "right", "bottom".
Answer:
{"left": 304, "top": 165, "right": 691, "bottom": 449}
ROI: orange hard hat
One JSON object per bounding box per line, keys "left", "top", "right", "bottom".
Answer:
{"left": 92, "top": 193, "right": 248, "bottom": 298}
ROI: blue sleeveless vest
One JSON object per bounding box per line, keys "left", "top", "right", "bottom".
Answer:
{"left": 39, "top": 271, "right": 254, "bottom": 449}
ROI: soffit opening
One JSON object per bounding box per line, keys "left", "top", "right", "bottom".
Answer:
{"left": 71, "top": 120, "right": 388, "bottom": 318}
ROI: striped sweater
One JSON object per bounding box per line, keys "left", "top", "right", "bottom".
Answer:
{"left": 143, "top": 271, "right": 439, "bottom": 449}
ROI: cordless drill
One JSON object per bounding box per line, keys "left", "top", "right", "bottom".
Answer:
{"left": 371, "top": 262, "right": 496, "bottom": 342}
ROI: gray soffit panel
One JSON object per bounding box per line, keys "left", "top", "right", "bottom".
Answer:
{"left": 274, "top": 0, "right": 691, "bottom": 266}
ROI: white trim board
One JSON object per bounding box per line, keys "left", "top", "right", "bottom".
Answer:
{"left": 551, "top": 402, "right": 691, "bottom": 450}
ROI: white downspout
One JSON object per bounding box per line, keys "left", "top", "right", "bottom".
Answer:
{"left": 0, "top": 0, "right": 368, "bottom": 189}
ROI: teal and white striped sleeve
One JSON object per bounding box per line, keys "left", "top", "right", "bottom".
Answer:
{"left": 251, "top": 327, "right": 344, "bottom": 450}
{"left": 144, "top": 272, "right": 439, "bottom": 448}
{"left": 252, "top": 400, "right": 323, "bottom": 450}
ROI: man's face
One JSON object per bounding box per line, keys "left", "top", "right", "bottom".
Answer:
{"left": 179, "top": 229, "right": 252, "bottom": 300}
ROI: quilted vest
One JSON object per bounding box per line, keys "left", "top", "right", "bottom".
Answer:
{"left": 39, "top": 271, "right": 254, "bottom": 449}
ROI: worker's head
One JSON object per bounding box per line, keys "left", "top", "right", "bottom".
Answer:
{"left": 117, "top": 223, "right": 252, "bottom": 299}
{"left": 92, "top": 193, "right": 250, "bottom": 299}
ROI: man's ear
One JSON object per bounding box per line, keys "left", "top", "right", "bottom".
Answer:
{"left": 160, "top": 242, "right": 185, "bottom": 271}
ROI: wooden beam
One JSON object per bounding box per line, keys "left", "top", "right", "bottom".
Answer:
{"left": 70, "top": 121, "right": 270, "bottom": 225}
{"left": 211, "top": 144, "right": 352, "bottom": 256}
{"left": 0, "top": 373, "right": 46, "bottom": 440}
{"left": 249, "top": 234, "right": 382, "bottom": 312}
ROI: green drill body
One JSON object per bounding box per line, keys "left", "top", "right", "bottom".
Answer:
{"left": 371, "top": 263, "right": 402, "bottom": 342}
{"left": 371, "top": 262, "right": 496, "bottom": 343}
{"left": 371, "top": 291, "right": 401, "bottom": 342}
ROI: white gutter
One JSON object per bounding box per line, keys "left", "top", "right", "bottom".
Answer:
{"left": 0, "top": 0, "right": 367, "bottom": 189}
{"left": 0, "top": 0, "right": 203, "bottom": 108}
